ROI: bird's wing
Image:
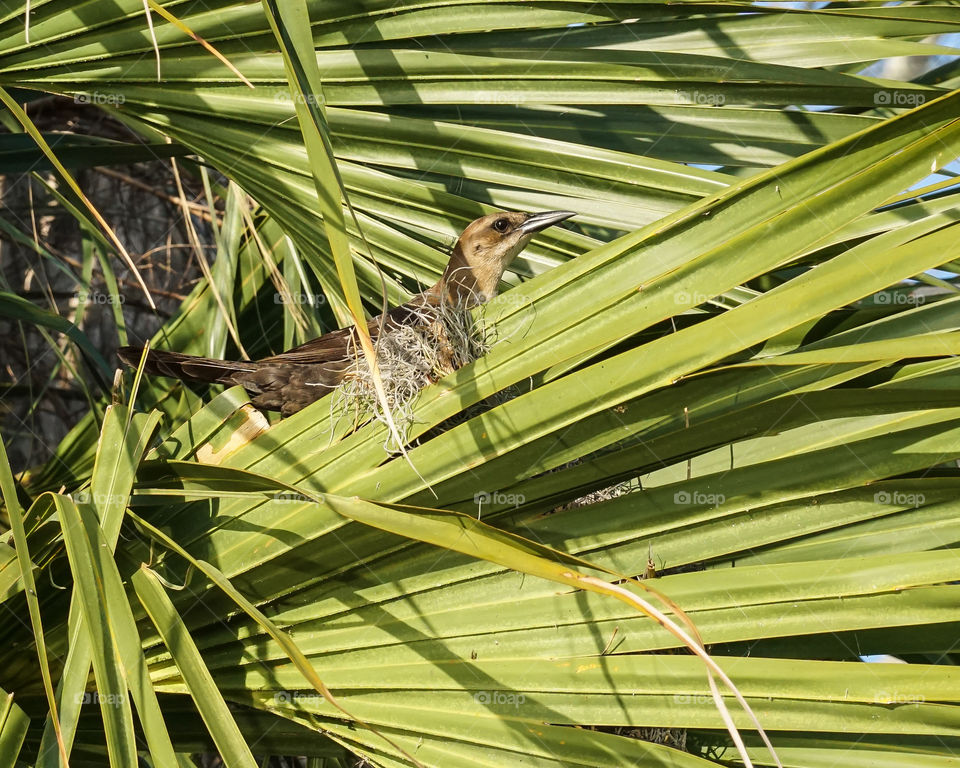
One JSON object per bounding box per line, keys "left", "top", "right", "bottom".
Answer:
{"left": 260, "top": 302, "right": 427, "bottom": 364}
{"left": 260, "top": 324, "right": 358, "bottom": 364}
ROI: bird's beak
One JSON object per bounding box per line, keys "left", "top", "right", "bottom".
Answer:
{"left": 519, "top": 210, "right": 576, "bottom": 234}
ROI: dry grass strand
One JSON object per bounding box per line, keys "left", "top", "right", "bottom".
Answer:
{"left": 333, "top": 297, "right": 489, "bottom": 453}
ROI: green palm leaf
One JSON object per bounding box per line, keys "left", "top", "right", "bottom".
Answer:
{"left": 2, "top": 2, "right": 960, "bottom": 766}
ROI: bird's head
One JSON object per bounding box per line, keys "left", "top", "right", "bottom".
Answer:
{"left": 440, "top": 210, "right": 575, "bottom": 305}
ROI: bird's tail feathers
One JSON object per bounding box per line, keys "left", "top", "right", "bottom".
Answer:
{"left": 117, "top": 346, "right": 255, "bottom": 384}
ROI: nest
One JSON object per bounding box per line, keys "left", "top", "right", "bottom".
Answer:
{"left": 332, "top": 298, "right": 490, "bottom": 453}
{"left": 560, "top": 477, "right": 642, "bottom": 511}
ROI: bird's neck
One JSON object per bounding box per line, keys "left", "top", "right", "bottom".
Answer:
{"left": 423, "top": 243, "right": 503, "bottom": 308}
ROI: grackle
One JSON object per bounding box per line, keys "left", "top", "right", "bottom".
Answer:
{"left": 118, "top": 210, "right": 575, "bottom": 415}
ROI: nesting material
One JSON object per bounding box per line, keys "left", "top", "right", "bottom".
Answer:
{"left": 631, "top": 726, "right": 688, "bottom": 752}
{"left": 332, "top": 299, "right": 489, "bottom": 453}
{"left": 562, "top": 477, "right": 641, "bottom": 510}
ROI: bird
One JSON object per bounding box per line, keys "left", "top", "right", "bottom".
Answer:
{"left": 118, "top": 210, "right": 575, "bottom": 416}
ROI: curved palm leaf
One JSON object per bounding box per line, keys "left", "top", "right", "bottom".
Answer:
{"left": 1, "top": 2, "right": 960, "bottom": 767}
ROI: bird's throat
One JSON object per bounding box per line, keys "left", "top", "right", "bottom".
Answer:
{"left": 429, "top": 244, "right": 504, "bottom": 307}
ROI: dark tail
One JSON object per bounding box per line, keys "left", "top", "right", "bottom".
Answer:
{"left": 117, "top": 346, "right": 255, "bottom": 384}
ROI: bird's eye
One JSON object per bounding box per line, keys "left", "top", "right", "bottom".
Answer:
{"left": 493, "top": 218, "right": 509, "bottom": 233}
